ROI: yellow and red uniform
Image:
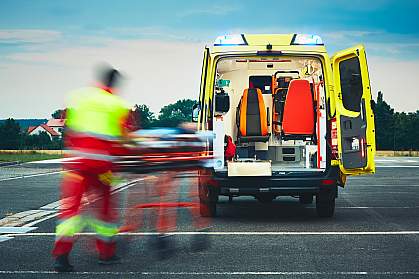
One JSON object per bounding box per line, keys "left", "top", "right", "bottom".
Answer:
{"left": 52, "top": 86, "right": 129, "bottom": 259}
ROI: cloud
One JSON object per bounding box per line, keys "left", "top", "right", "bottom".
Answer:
{"left": 0, "top": 39, "right": 205, "bottom": 118}
{"left": 177, "top": 3, "right": 240, "bottom": 18}
{"left": 1, "top": 35, "right": 418, "bottom": 119}
{"left": 368, "top": 56, "right": 419, "bottom": 112}
{"left": 0, "top": 29, "right": 62, "bottom": 44}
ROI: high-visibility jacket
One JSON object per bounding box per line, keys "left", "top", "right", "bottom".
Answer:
{"left": 65, "top": 87, "right": 129, "bottom": 170}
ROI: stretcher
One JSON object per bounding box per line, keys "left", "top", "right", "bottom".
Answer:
{"left": 116, "top": 127, "right": 213, "bottom": 173}
{"left": 113, "top": 128, "right": 214, "bottom": 235}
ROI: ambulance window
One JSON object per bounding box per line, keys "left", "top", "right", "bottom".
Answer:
{"left": 249, "top": 76, "right": 271, "bottom": 94}
{"left": 339, "top": 57, "right": 363, "bottom": 112}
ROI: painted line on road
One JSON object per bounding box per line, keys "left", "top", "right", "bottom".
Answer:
{"left": 23, "top": 212, "right": 59, "bottom": 228}
{"left": 0, "top": 170, "right": 65, "bottom": 182}
{"left": 312, "top": 206, "right": 419, "bottom": 209}
{"left": 376, "top": 165, "right": 419, "bottom": 168}
{"left": 0, "top": 210, "right": 56, "bottom": 227}
{"left": 0, "top": 177, "right": 145, "bottom": 243}
{"left": 1, "top": 271, "right": 419, "bottom": 275}
{"left": 0, "top": 227, "right": 37, "bottom": 234}
{"left": 5, "top": 231, "right": 419, "bottom": 237}
{"left": 345, "top": 184, "right": 419, "bottom": 187}
{"left": 0, "top": 236, "right": 13, "bottom": 242}
{"left": 375, "top": 159, "right": 401, "bottom": 162}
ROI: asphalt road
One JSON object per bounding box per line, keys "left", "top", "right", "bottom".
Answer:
{"left": 1, "top": 157, "right": 419, "bottom": 278}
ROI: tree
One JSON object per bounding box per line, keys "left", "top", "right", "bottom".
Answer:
{"left": 131, "top": 104, "right": 156, "bottom": 129}
{"left": 0, "top": 118, "right": 22, "bottom": 149}
{"left": 374, "top": 91, "right": 395, "bottom": 150}
{"left": 155, "top": 99, "right": 197, "bottom": 127}
{"left": 393, "top": 111, "right": 419, "bottom": 151}
{"left": 24, "top": 131, "right": 53, "bottom": 150}
{"left": 51, "top": 109, "right": 66, "bottom": 119}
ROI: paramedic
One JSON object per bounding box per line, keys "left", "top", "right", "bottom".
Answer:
{"left": 52, "top": 65, "right": 130, "bottom": 272}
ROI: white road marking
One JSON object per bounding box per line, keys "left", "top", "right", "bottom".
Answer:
{"left": 0, "top": 227, "right": 37, "bottom": 242}
{"left": 0, "top": 271, "right": 418, "bottom": 275}
{"left": 0, "top": 177, "right": 145, "bottom": 243}
{"left": 23, "top": 212, "right": 59, "bottom": 228}
{"left": 40, "top": 201, "right": 60, "bottom": 210}
{"left": 0, "top": 236, "right": 13, "bottom": 242}
{"left": 345, "top": 184, "right": 419, "bottom": 187}
{"left": 0, "top": 210, "right": 54, "bottom": 227}
{"left": 0, "top": 227, "right": 37, "bottom": 234}
{"left": 310, "top": 206, "right": 419, "bottom": 209}
{"left": 5, "top": 231, "right": 419, "bottom": 237}
{"left": 376, "top": 165, "right": 419, "bottom": 168}
{"left": 0, "top": 170, "right": 65, "bottom": 182}
{"left": 375, "top": 159, "right": 400, "bottom": 162}
{"left": 28, "top": 157, "right": 77, "bottom": 164}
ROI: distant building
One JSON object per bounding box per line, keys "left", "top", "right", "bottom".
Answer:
{"left": 46, "top": 118, "right": 66, "bottom": 135}
{"left": 27, "top": 124, "right": 60, "bottom": 139}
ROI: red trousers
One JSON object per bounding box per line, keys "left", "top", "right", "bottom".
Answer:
{"left": 52, "top": 167, "right": 118, "bottom": 258}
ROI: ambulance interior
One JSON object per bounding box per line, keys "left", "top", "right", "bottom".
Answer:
{"left": 213, "top": 56, "right": 327, "bottom": 173}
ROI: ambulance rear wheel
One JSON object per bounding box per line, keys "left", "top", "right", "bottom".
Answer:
{"left": 299, "top": 194, "right": 314, "bottom": 204}
{"left": 316, "top": 188, "right": 336, "bottom": 218}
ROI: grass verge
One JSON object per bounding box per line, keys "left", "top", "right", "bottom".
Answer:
{"left": 0, "top": 152, "right": 63, "bottom": 163}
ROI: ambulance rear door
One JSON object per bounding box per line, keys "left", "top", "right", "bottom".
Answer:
{"left": 331, "top": 45, "right": 376, "bottom": 175}
{"left": 198, "top": 47, "right": 210, "bottom": 131}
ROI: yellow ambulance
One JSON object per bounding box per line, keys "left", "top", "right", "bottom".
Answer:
{"left": 193, "top": 34, "right": 376, "bottom": 217}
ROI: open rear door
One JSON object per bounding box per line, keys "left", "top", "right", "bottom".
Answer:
{"left": 332, "top": 45, "right": 376, "bottom": 175}
{"left": 198, "top": 47, "right": 210, "bottom": 130}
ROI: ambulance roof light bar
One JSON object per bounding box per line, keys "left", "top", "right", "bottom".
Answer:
{"left": 214, "top": 34, "right": 248, "bottom": 46}
{"left": 291, "top": 34, "right": 324, "bottom": 45}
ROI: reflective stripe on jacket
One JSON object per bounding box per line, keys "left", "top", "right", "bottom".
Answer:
{"left": 65, "top": 87, "right": 129, "bottom": 161}
{"left": 66, "top": 87, "right": 128, "bottom": 138}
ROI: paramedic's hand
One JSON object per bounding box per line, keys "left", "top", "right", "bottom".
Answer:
{"left": 98, "top": 171, "right": 125, "bottom": 187}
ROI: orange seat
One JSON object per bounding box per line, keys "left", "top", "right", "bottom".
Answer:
{"left": 282, "top": 80, "right": 315, "bottom": 138}
{"left": 236, "top": 88, "right": 269, "bottom": 143}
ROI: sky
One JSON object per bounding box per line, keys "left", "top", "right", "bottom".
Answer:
{"left": 0, "top": 0, "right": 418, "bottom": 119}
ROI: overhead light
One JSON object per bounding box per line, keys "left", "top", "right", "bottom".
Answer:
{"left": 214, "top": 34, "right": 247, "bottom": 46}
{"left": 291, "top": 34, "right": 323, "bottom": 45}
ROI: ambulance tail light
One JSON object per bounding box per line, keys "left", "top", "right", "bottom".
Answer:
{"left": 360, "top": 137, "right": 365, "bottom": 158}
{"left": 214, "top": 34, "right": 247, "bottom": 46}
{"left": 330, "top": 118, "right": 338, "bottom": 160}
{"left": 321, "top": 179, "right": 336, "bottom": 186}
{"left": 291, "top": 34, "right": 323, "bottom": 45}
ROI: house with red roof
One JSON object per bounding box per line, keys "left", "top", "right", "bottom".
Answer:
{"left": 46, "top": 118, "right": 65, "bottom": 135}
{"left": 27, "top": 119, "right": 65, "bottom": 139}
{"left": 27, "top": 124, "right": 60, "bottom": 139}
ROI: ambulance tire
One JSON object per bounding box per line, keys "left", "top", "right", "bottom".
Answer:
{"left": 316, "top": 187, "right": 336, "bottom": 218}
{"left": 199, "top": 184, "right": 217, "bottom": 217}
{"left": 299, "top": 194, "right": 314, "bottom": 204}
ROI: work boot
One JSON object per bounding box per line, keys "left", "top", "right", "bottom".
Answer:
{"left": 54, "top": 254, "right": 74, "bottom": 272}
{"left": 98, "top": 255, "right": 122, "bottom": 265}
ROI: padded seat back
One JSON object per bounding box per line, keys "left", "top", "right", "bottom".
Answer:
{"left": 237, "top": 88, "right": 269, "bottom": 140}
{"left": 282, "top": 79, "right": 314, "bottom": 136}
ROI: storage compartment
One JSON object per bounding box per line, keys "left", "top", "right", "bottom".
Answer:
{"left": 227, "top": 160, "right": 272, "bottom": 176}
